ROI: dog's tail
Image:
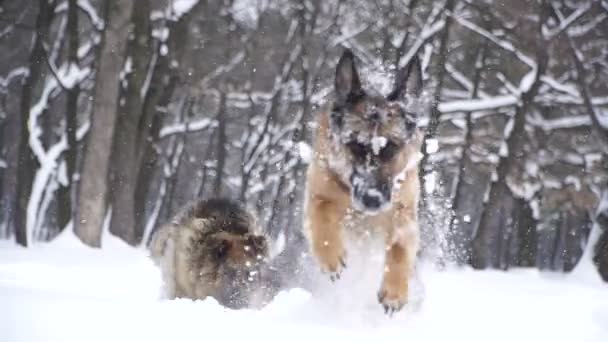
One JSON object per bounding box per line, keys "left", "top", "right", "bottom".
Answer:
{"left": 149, "top": 224, "right": 173, "bottom": 263}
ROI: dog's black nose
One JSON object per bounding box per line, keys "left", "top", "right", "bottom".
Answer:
{"left": 362, "top": 194, "right": 381, "bottom": 209}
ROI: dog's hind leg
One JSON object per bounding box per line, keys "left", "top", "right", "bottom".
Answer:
{"left": 149, "top": 224, "right": 172, "bottom": 263}
{"left": 149, "top": 224, "right": 177, "bottom": 299}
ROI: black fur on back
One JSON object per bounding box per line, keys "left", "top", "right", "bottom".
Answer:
{"left": 176, "top": 198, "right": 253, "bottom": 235}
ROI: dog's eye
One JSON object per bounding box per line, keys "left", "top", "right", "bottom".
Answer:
{"left": 347, "top": 141, "right": 367, "bottom": 158}
{"left": 247, "top": 235, "right": 267, "bottom": 252}
{"left": 369, "top": 110, "right": 380, "bottom": 122}
{"left": 404, "top": 112, "right": 417, "bottom": 132}
{"left": 379, "top": 141, "right": 399, "bottom": 162}
{"left": 330, "top": 111, "right": 343, "bottom": 129}
{"left": 405, "top": 119, "right": 416, "bottom": 132}
{"left": 215, "top": 240, "right": 232, "bottom": 261}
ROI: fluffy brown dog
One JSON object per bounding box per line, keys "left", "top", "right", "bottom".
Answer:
{"left": 304, "top": 49, "right": 423, "bottom": 314}
{"left": 150, "top": 198, "right": 269, "bottom": 309}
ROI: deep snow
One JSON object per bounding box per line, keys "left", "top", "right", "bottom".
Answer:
{"left": 1, "top": 231, "right": 606, "bottom": 342}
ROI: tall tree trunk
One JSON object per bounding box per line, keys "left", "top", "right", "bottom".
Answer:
{"left": 514, "top": 197, "right": 538, "bottom": 267}
{"left": 134, "top": 3, "right": 203, "bottom": 241}
{"left": 594, "top": 205, "right": 608, "bottom": 281}
{"left": 74, "top": 0, "right": 134, "bottom": 247}
{"left": 471, "top": 112, "right": 533, "bottom": 268}
{"left": 418, "top": 0, "right": 455, "bottom": 207}
{"left": 449, "top": 42, "right": 487, "bottom": 264}
{"left": 109, "top": 0, "right": 151, "bottom": 245}
{"left": 14, "top": 0, "right": 55, "bottom": 246}
{"left": 471, "top": 2, "right": 549, "bottom": 268}
{"left": 0, "top": 87, "right": 22, "bottom": 239}
{"left": 56, "top": 0, "right": 80, "bottom": 232}
{"left": 213, "top": 92, "right": 227, "bottom": 196}
{"left": 565, "top": 26, "right": 608, "bottom": 279}
{"left": 562, "top": 210, "right": 591, "bottom": 271}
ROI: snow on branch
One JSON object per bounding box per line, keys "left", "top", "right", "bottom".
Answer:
{"left": 203, "top": 86, "right": 605, "bottom": 117}
{"left": 56, "top": 0, "right": 104, "bottom": 30}
{"left": 398, "top": 5, "right": 446, "bottom": 69}
{"left": 29, "top": 76, "right": 60, "bottom": 161}
{"left": 78, "top": 0, "right": 104, "bottom": 30}
{"left": 159, "top": 118, "right": 217, "bottom": 138}
{"left": 540, "top": 75, "right": 580, "bottom": 98}
{"left": 29, "top": 62, "right": 89, "bottom": 163}
{"left": 542, "top": 2, "right": 591, "bottom": 39}
{"left": 0, "top": 67, "right": 29, "bottom": 90}
{"left": 0, "top": 6, "right": 29, "bottom": 40}
{"left": 48, "top": 61, "right": 91, "bottom": 90}
{"left": 528, "top": 112, "right": 591, "bottom": 131}
{"left": 330, "top": 23, "right": 373, "bottom": 48}
{"left": 24, "top": 46, "right": 93, "bottom": 241}
{"left": 167, "top": 0, "right": 200, "bottom": 21}
{"left": 445, "top": 63, "right": 490, "bottom": 98}
{"left": 450, "top": 13, "right": 536, "bottom": 68}
{"left": 27, "top": 122, "right": 90, "bottom": 244}
{"left": 438, "top": 95, "right": 518, "bottom": 113}
{"left": 537, "top": 94, "right": 608, "bottom": 106}
{"left": 567, "top": 13, "right": 607, "bottom": 37}
{"left": 200, "top": 51, "right": 246, "bottom": 88}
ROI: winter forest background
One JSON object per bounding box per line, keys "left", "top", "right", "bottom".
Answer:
{"left": 0, "top": 0, "right": 607, "bottom": 282}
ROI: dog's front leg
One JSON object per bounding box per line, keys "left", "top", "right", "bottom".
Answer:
{"left": 378, "top": 227, "right": 418, "bottom": 314}
{"left": 378, "top": 170, "right": 420, "bottom": 315}
{"left": 306, "top": 196, "right": 347, "bottom": 280}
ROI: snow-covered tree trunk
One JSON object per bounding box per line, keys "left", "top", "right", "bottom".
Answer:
{"left": 594, "top": 193, "right": 608, "bottom": 281}
{"left": 449, "top": 39, "right": 488, "bottom": 265}
{"left": 0, "top": 67, "right": 26, "bottom": 239}
{"left": 109, "top": 0, "right": 152, "bottom": 246}
{"left": 135, "top": 1, "right": 204, "bottom": 244}
{"left": 411, "top": 22, "right": 451, "bottom": 200}
{"left": 213, "top": 92, "right": 227, "bottom": 196}
{"left": 74, "top": 0, "right": 135, "bottom": 247}
{"left": 471, "top": 1, "right": 549, "bottom": 269}
{"left": 14, "top": 0, "right": 56, "bottom": 246}
{"left": 56, "top": 0, "right": 80, "bottom": 232}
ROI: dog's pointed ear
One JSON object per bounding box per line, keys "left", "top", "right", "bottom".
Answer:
{"left": 388, "top": 55, "right": 423, "bottom": 101}
{"left": 335, "top": 49, "right": 363, "bottom": 104}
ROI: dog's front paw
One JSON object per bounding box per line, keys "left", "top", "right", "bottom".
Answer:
{"left": 314, "top": 242, "right": 347, "bottom": 281}
{"left": 377, "top": 280, "right": 408, "bottom": 316}
{"left": 324, "top": 255, "right": 347, "bottom": 282}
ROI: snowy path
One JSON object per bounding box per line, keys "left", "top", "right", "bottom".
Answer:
{"left": 1, "top": 232, "right": 606, "bottom": 342}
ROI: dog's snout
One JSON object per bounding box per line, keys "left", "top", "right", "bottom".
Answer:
{"left": 350, "top": 171, "right": 393, "bottom": 212}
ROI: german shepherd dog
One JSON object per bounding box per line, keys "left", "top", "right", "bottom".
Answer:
{"left": 150, "top": 198, "right": 269, "bottom": 309}
{"left": 304, "top": 49, "right": 423, "bottom": 314}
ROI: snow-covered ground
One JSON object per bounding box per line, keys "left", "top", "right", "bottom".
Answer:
{"left": 1, "top": 231, "right": 606, "bottom": 342}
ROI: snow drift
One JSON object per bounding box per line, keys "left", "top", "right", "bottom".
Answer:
{"left": 0, "top": 231, "right": 606, "bottom": 342}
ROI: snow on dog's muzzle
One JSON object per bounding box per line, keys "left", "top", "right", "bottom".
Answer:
{"left": 350, "top": 172, "right": 392, "bottom": 213}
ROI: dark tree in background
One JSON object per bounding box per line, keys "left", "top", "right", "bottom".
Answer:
{"left": 56, "top": 0, "right": 81, "bottom": 236}
{"left": 75, "top": 0, "right": 135, "bottom": 247}
{"left": 0, "top": 0, "right": 607, "bottom": 281}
